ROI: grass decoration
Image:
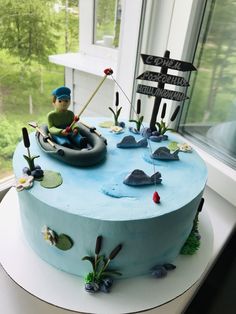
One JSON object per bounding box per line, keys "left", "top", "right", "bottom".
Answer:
{"left": 82, "top": 235, "right": 122, "bottom": 293}
{"left": 129, "top": 99, "right": 144, "bottom": 132}
{"left": 155, "top": 104, "right": 180, "bottom": 135}
{"left": 180, "top": 198, "right": 204, "bottom": 255}
{"left": 109, "top": 91, "right": 122, "bottom": 126}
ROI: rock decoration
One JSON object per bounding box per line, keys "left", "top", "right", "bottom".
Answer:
{"left": 140, "top": 127, "right": 168, "bottom": 142}
{"left": 41, "top": 226, "right": 73, "bottom": 251}
{"left": 82, "top": 235, "right": 122, "bottom": 293}
{"left": 16, "top": 175, "right": 34, "bottom": 192}
{"left": 123, "top": 169, "right": 162, "bottom": 186}
{"left": 151, "top": 147, "right": 179, "bottom": 160}
{"left": 138, "top": 104, "right": 182, "bottom": 143}
{"left": 151, "top": 263, "right": 176, "bottom": 278}
{"left": 117, "top": 135, "right": 148, "bottom": 148}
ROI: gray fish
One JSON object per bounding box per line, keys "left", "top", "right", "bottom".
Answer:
{"left": 152, "top": 147, "right": 179, "bottom": 160}
{"left": 123, "top": 169, "right": 162, "bottom": 186}
{"left": 117, "top": 135, "right": 148, "bottom": 148}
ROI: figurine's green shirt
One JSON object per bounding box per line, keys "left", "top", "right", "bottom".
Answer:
{"left": 47, "top": 110, "right": 76, "bottom": 135}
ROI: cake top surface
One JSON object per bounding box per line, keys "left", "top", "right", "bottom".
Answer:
{"left": 13, "top": 117, "right": 207, "bottom": 221}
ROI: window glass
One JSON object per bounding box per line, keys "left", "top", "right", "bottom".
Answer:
{"left": 0, "top": 0, "right": 79, "bottom": 180}
{"left": 179, "top": 0, "right": 236, "bottom": 169}
{"left": 93, "top": 0, "right": 122, "bottom": 48}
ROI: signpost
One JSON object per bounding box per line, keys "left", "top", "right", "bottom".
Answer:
{"left": 136, "top": 50, "right": 196, "bottom": 130}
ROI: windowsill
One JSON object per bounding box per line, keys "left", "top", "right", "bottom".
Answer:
{"left": 0, "top": 176, "right": 14, "bottom": 201}
{"left": 180, "top": 134, "right": 236, "bottom": 207}
{"left": 49, "top": 52, "right": 117, "bottom": 78}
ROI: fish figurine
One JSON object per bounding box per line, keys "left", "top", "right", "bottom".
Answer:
{"left": 117, "top": 135, "right": 148, "bottom": 148}
{"left": 123, "top": 169, "right": 162, "bottom": 186}
{"left": 151, "top": 147, "right": 179, "bottom": 160}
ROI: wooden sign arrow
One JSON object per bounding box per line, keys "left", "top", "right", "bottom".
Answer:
{"left": 137, "top": 84, "right": 188, "bottom": 101}
{"left": 137, "top": 71, "right": 189, "bottom": 87}
{"left": 141, "top": 54, "right": 196, "bottom": 72}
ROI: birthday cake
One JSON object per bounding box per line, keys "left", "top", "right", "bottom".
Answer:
{"left": 13, "top": 114, "right": 207, "bottom": 292}
{"left": 13, "top": 54, "right": 206, "bottom": 293}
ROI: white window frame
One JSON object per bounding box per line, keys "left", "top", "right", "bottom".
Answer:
{"left": 79, "top": 0, "right": 119, "bottom": 62}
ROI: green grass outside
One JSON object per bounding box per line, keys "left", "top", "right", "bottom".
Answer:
{"left": 0, "top": 51, "right": 64, "bottom": 179}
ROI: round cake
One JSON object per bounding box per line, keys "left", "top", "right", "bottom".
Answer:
{"left": 13, "top": 117, "right": 207, "bottom": 279}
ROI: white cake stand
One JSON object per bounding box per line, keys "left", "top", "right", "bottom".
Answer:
{"left": 0, "top": 189, "right": 213, "bottom": 314}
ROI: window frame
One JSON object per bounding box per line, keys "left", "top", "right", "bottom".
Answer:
{"left": 79, "top": 0, "right": 119, "bottom": 62}
{"left": 167, "top": 0, "right": 236, "bottom": 206}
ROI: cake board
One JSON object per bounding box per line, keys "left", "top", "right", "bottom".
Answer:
{"left": 0, "top": 188, "right": 213, "bottom": 314}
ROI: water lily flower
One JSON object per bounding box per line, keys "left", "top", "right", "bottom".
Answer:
{"left": 110, "top": 125, "right": 124, "bottom": 134}
{"left": 177, "top": 143, "right": 192, "bottom": 152}
{"left": 16, "top": 175, "right": 34, "bottom": 191}
{"left": 41, "top": 226, "right": 57, "bottom": 246}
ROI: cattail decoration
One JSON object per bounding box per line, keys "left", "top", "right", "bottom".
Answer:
{"left": 161, "top": 103, "right": 167, "bottom": 119}
{"left": 115, "top": 91, "right": 119, "bottom": 107}
{"left": 137, "top": 99, "right": 141, "bottom": 115}
{"left": 109, "top": 244, "right": 122, "bottom": 260}
{"left": 95, "top": 235, "right": 103, "bottom": 255}
{"left": 170, "top": 105, "right": 180, "bottom": 122}
{"left": 22, "top": 127, "right": 30, "bottom": 148}
{"left": 22, "top": 127, "right": 31, "bottom": 159}
{"left": 198, "top": 198, "right": 204, "bottom": 212}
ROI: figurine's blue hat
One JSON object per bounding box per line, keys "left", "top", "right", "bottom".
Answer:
{"left": 52, "top": 86, "right": 71, "bottom": 100}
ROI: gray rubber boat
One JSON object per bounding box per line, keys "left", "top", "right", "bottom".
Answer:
{"left": 35, "top": 122, "right": 107, "bottom": 167}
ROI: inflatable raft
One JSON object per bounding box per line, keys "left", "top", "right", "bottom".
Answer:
{"left": 35, "top": 122, "right": 107, "bottom": 167}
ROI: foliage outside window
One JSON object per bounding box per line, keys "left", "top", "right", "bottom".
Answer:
{"left": 0, "top": 0, "right": 79, "bottom": 180}
{"left": 179, "top": 0, "right": 236, "bottom": 169}
{"left": 93, "top": 0, "right": 122, "bottom": 48}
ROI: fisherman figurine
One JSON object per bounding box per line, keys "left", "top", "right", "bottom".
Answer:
{"left": 48, "top": 86, "right": 88, "bottom": 149}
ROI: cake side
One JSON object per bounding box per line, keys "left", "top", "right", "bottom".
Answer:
{"left": 18, "top": 187, "right": 204, "bottom": 278}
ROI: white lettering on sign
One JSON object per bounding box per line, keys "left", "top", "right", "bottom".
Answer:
{"left": 145, "top": 56, "right": 182, "bottom": 70}
{"left": 137, "top": 84, "right": 187, "bottom": 101}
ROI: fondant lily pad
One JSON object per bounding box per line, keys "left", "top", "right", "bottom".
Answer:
{"left": 40, "top": 170, "right": 63, "bottom": 189}
{"left": 56, "top": 234, "right": 73, "bottom": 251}
{"left": 168, "top": 141, "right": 179, "bottom": 152}
{"left": 99, "top": 121, "right": 114, "bottom": 128}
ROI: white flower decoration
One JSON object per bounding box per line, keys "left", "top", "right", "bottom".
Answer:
{"left": 110, "top": 126, "right": 124, "bottom": 134}
{"left": 16, "top": 175, "right": 34, "bottom": 192}
{"left": 177, "top": 143, "right": 192, "bottom": 152}
{"left": 41, "top": 225, "right": 57, "bottom": 246}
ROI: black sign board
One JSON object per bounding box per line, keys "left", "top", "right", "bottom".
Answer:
{"left": 141, "top": 54, "right": 197, "bottom": 72}
{"left": 137, "top": 84, "right": 188, "bottom": 101}
{"left": 137, "top": 71, "right": 189, "bottom": 87}
{"left": 136, "top": 50, "right": 196, "bottom": 130}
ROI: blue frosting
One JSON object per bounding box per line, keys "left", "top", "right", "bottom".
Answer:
{"left": 13, "top": 118, "right": 207, "bottom": 278}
